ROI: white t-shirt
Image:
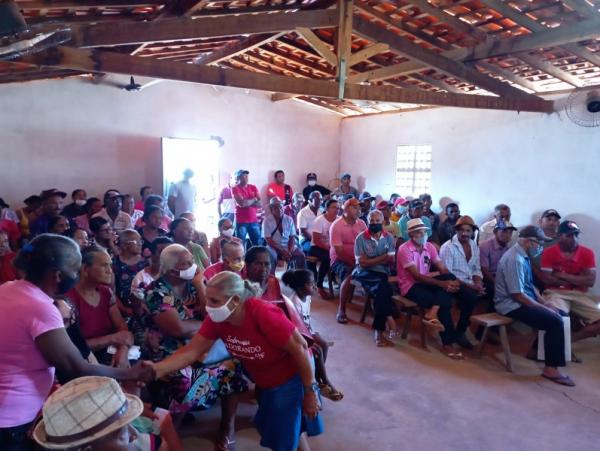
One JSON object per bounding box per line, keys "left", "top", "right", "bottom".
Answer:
{"left": 291, "top": 293, "right": 312, "bottom": 330}
{"left": 311, "top": 214, "right": 334, "bottom": 247}
{"left": 168, "top": 180, "right": 197, "bottom": 216}
{"left": 297, "top": 205, "right": 318, "bottom": 236}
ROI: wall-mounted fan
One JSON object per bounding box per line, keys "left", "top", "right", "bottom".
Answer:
{"left": 564, "top": 86, "right": 600, "bottom": 127}
{"left": 0, "top": 0, "right": 70, "bottom": 60}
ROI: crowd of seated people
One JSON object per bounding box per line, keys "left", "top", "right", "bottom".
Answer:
{"left": 1, "top": 170, "right": 599, "bottom": 450}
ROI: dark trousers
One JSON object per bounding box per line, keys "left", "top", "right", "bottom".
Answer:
{"left": 353, "top": 270, "right": 398, "bottom": 332}
{"left": 405, "top": 274, "right": 456, "bottom": 345}
{"left": 308, "top": 246, "right": 330, "bottom": 288}
{"left": 506, "top": 305, "right": 566, "bottom": 367}
{"left": 452, "top": 282, "right": 479, "bottom": 336}
{"left": 0, "top": 422, "right": 34, "bottom": 451}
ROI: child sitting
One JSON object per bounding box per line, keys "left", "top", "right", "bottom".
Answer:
{"left": 282, "top": 269, "right": 343, "bottom": 401}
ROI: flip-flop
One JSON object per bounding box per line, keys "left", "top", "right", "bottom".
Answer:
{"left": 336, "top": 313, "right": 348, "bottom": 324}
{"left": 324, "top": 388, "right": 344, "bottom": 401}
{"left": 422, "top": 317, "right": 445, "bottom": 332}
{"left": 215, "top": 436, "right": 236, "bottom": 451}
{"left": 541, "top": 374, "right": 576, "bottom": 387}
{"left": 387, "top": 329, "right": 401, "bottom": 340}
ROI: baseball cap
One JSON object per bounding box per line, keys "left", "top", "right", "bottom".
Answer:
{"left": 359, "top": 192, "right": 375, "bottom": 202}
{"left": 519, "top": 225, "right": 552, "bottom": 242}
{"left": 393, "top": 197, "right": 409, "bottom": 207}
{"left": 409, "top": 199, "right": 424, "bottom": 209}
{"left": 40, "top": 189, "right": 67, "bottom": 200}
{"left": 558, "top": 220, "right": 580, "bottom": 235}
{"left": 0, "top": 198, "right": 8, "bottom": 209}
{"left": 234, "top": 169, "right": 249, "bottom": 179}
{"left": 24, "top": 195, "right": 42, "bottom": 206}
{"left": 340, "top": 172, "right": 351, "bottom": 180}
{"left": 343, "top": 197, "right": 360, "bottom": 208}
{"left": 306, "top": 172, "right": 317, "bottom": 180}
{"left": 494, "top": 219, "right": 517, "bottom": 231}
{"left": 104, "top": 190, "right": 124, "bottom": 200}
{"left": 541, "top": 209, "right": 561, "bottom": 220}
{"left": 376, "top": 200, "right": 392, "bottom": 210}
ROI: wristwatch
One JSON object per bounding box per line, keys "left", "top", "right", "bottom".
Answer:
{"left": 305, "top": 382, "right": 319, "bottom": 392}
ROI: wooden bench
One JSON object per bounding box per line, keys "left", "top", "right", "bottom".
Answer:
{"left": 471, "top": 313, "right": 514, "bottom": 372}
{"left": 392, "top": 295, "right": 428, "bottom": 349}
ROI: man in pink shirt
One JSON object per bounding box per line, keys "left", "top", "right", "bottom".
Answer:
{"left": 397, "top": 218, "right": 470, "bottom": 359}
{"left": 204, "top": 241, "right": 246, "bottom": 281}
{"left": 329, "top": 197, "right": 367, "bottom": 323}
{"left": 231, "top": 169, "right": 262, "bottom": 247}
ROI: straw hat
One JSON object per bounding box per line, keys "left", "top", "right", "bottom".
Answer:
{"left": 407, "top": 218, "right": 429, "bottom": 233}
{"left": 33, "top": 376, "right": 143, "bottom": 449}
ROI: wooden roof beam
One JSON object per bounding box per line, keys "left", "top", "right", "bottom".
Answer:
{"left": 17, "top": 0, "right": 164, "bottom": 9}
{"left": 472, "top": 60, "right": 539, "bottom": 93}
{"left": 296, "top": 28, "right": 338, "bottom": 66}
{"left": 353, "top": 16, "right": 539, "bottom": 99}
{"left": 71, "top": 9, "right": 338, "bottom": 47}
{"left": 518, "top": 53, "right": 584, "bottom": 87}
{"left": 478, "top": 0, "right": 600, "bottom": 66}
{"left": 348, "top": 42, "right": 389, "bottom": 67}
{"left": 22, "top": 46, "right": 554, "bottom": 112}
{"left": 193, "top": 33, "right": 285, "bottom": 65}
{"left": 336, "top": 0, "right": 353, "bottom": 98}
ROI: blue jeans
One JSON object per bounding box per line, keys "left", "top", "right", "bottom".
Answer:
{"left": 235, "top": 222, "right": 261, "bottom": 247}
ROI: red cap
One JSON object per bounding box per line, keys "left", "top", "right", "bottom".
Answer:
{"left": 393, "top": 197, "right": 408, "bottom": 207}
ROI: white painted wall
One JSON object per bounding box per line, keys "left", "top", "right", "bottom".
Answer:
{"left": 0, "top": 76, "right": 340, "bottom": 207}
{"left": 340, "top": 104, "right": 600, "bottom": 279}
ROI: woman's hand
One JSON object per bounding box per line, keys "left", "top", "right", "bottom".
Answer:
{"left": 113, "top": 330, "right": 134, "bottom": 347}
{"left": 302, "top": 390, "right": 320, "bottom": 419}
{"left": 111, "top": 345, "right": 130, "bottom": 368}
{"left": 127, "top": 360, "right": 156, "bottom": 384}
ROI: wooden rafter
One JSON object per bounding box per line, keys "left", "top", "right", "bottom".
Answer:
{"left": 20, "top": 46, "right": 554, "bottom": 112}
{"left": 353, "top": 16, "right": 540, "bottom": 99}
{"left": 518, "top": 53, "right": 584, "bottom": 87}
{"left": 348, "top": 42, "right": 388, "bottom": 67}
{"left": 295, "top": 28, "right": 337, "bottom": 66}
{"left": 17, "top": 0, "right": 163, "bottom": 9}
{"left": 193, "top": 33, "right": 285, "bottom": 65}
{"left": 71, "top": 9, "right": 338, "bottom": 47}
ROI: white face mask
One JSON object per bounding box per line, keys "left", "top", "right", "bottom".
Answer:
{"left": 308, "top": 180, "right": 316, "bottom": 187}
{"left": 178, "top": 263, "right": 197, "bottom": 280}
{"left": 222, "top": 228, "right": 234, "bottom": 237}
{"left": 75, "top": 199, "right": 87, "bottom": 206}
{"left": 206, "top": 296, "right": 237, "bottom": 323}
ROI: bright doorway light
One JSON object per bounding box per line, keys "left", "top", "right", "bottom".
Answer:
{"left": 162, "top": 137, "right": 221, "bottom": 239}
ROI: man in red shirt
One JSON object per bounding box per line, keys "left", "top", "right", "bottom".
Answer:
{"left": 231, "top": 169, "right": 262, "bottom": 247}
{"left": 267, "top": 170, "right": 294, "bottom": 205}
{"left": 541, "top": 220, "right": 600, "bottom": 341}
{"left": 329, "top": 197, "right": 367, "bottom": 323}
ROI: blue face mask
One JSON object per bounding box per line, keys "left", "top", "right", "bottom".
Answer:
{"left": 396, "top": 206, "right": 407, "bottom": 215}
{"left": 414, "top": 235, "right": 427, "bottom": 246}
{"left": 528, "top": 244, "right": 542, "bottom": 258}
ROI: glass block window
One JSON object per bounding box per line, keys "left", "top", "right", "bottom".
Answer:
{"left": 395, "top": 145, "right": 432, "bottom": 197}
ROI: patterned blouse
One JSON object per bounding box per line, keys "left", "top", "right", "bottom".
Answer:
{"left": 143, "top": 277, "right": 201, "bottom": 361}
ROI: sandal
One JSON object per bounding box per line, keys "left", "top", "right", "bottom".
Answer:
{"left": 441, "top": 346, "right": 465, "bottom": 360}
{"left": 336, "top": 312, "right": 348, "bottom": 324}
{"left": 542, "top": 374, "right": 576, "bottom": 387}
{"left": 422, "top": 317, "right": 445, "bottom": 332}
{"left": 215, "top": 435, "right": 236, "bottom": 451}
{"left": 321, "top": 387, "right": 344, "bottom": 401}
{"left": 387, "top": 329, "right": 401, "bottom": 340}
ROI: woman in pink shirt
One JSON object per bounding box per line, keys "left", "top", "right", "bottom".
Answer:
{"left": 0, "top": 234, "right": 154, "bottom": 450}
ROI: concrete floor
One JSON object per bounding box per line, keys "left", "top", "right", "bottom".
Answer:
{"left": 182, "top": 292, "right": 600, "bottom": 451}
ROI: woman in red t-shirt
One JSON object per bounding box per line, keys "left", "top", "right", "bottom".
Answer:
{"left": 151, "top": 271, "right": 322, "bottom": 451}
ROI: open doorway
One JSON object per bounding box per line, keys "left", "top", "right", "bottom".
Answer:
{"left": 162, "top": 137, "right": 221, "bottom": 239}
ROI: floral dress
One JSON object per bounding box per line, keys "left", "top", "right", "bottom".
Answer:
{"left": 143, "top": 278, "right": 247, "bottom": 413}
